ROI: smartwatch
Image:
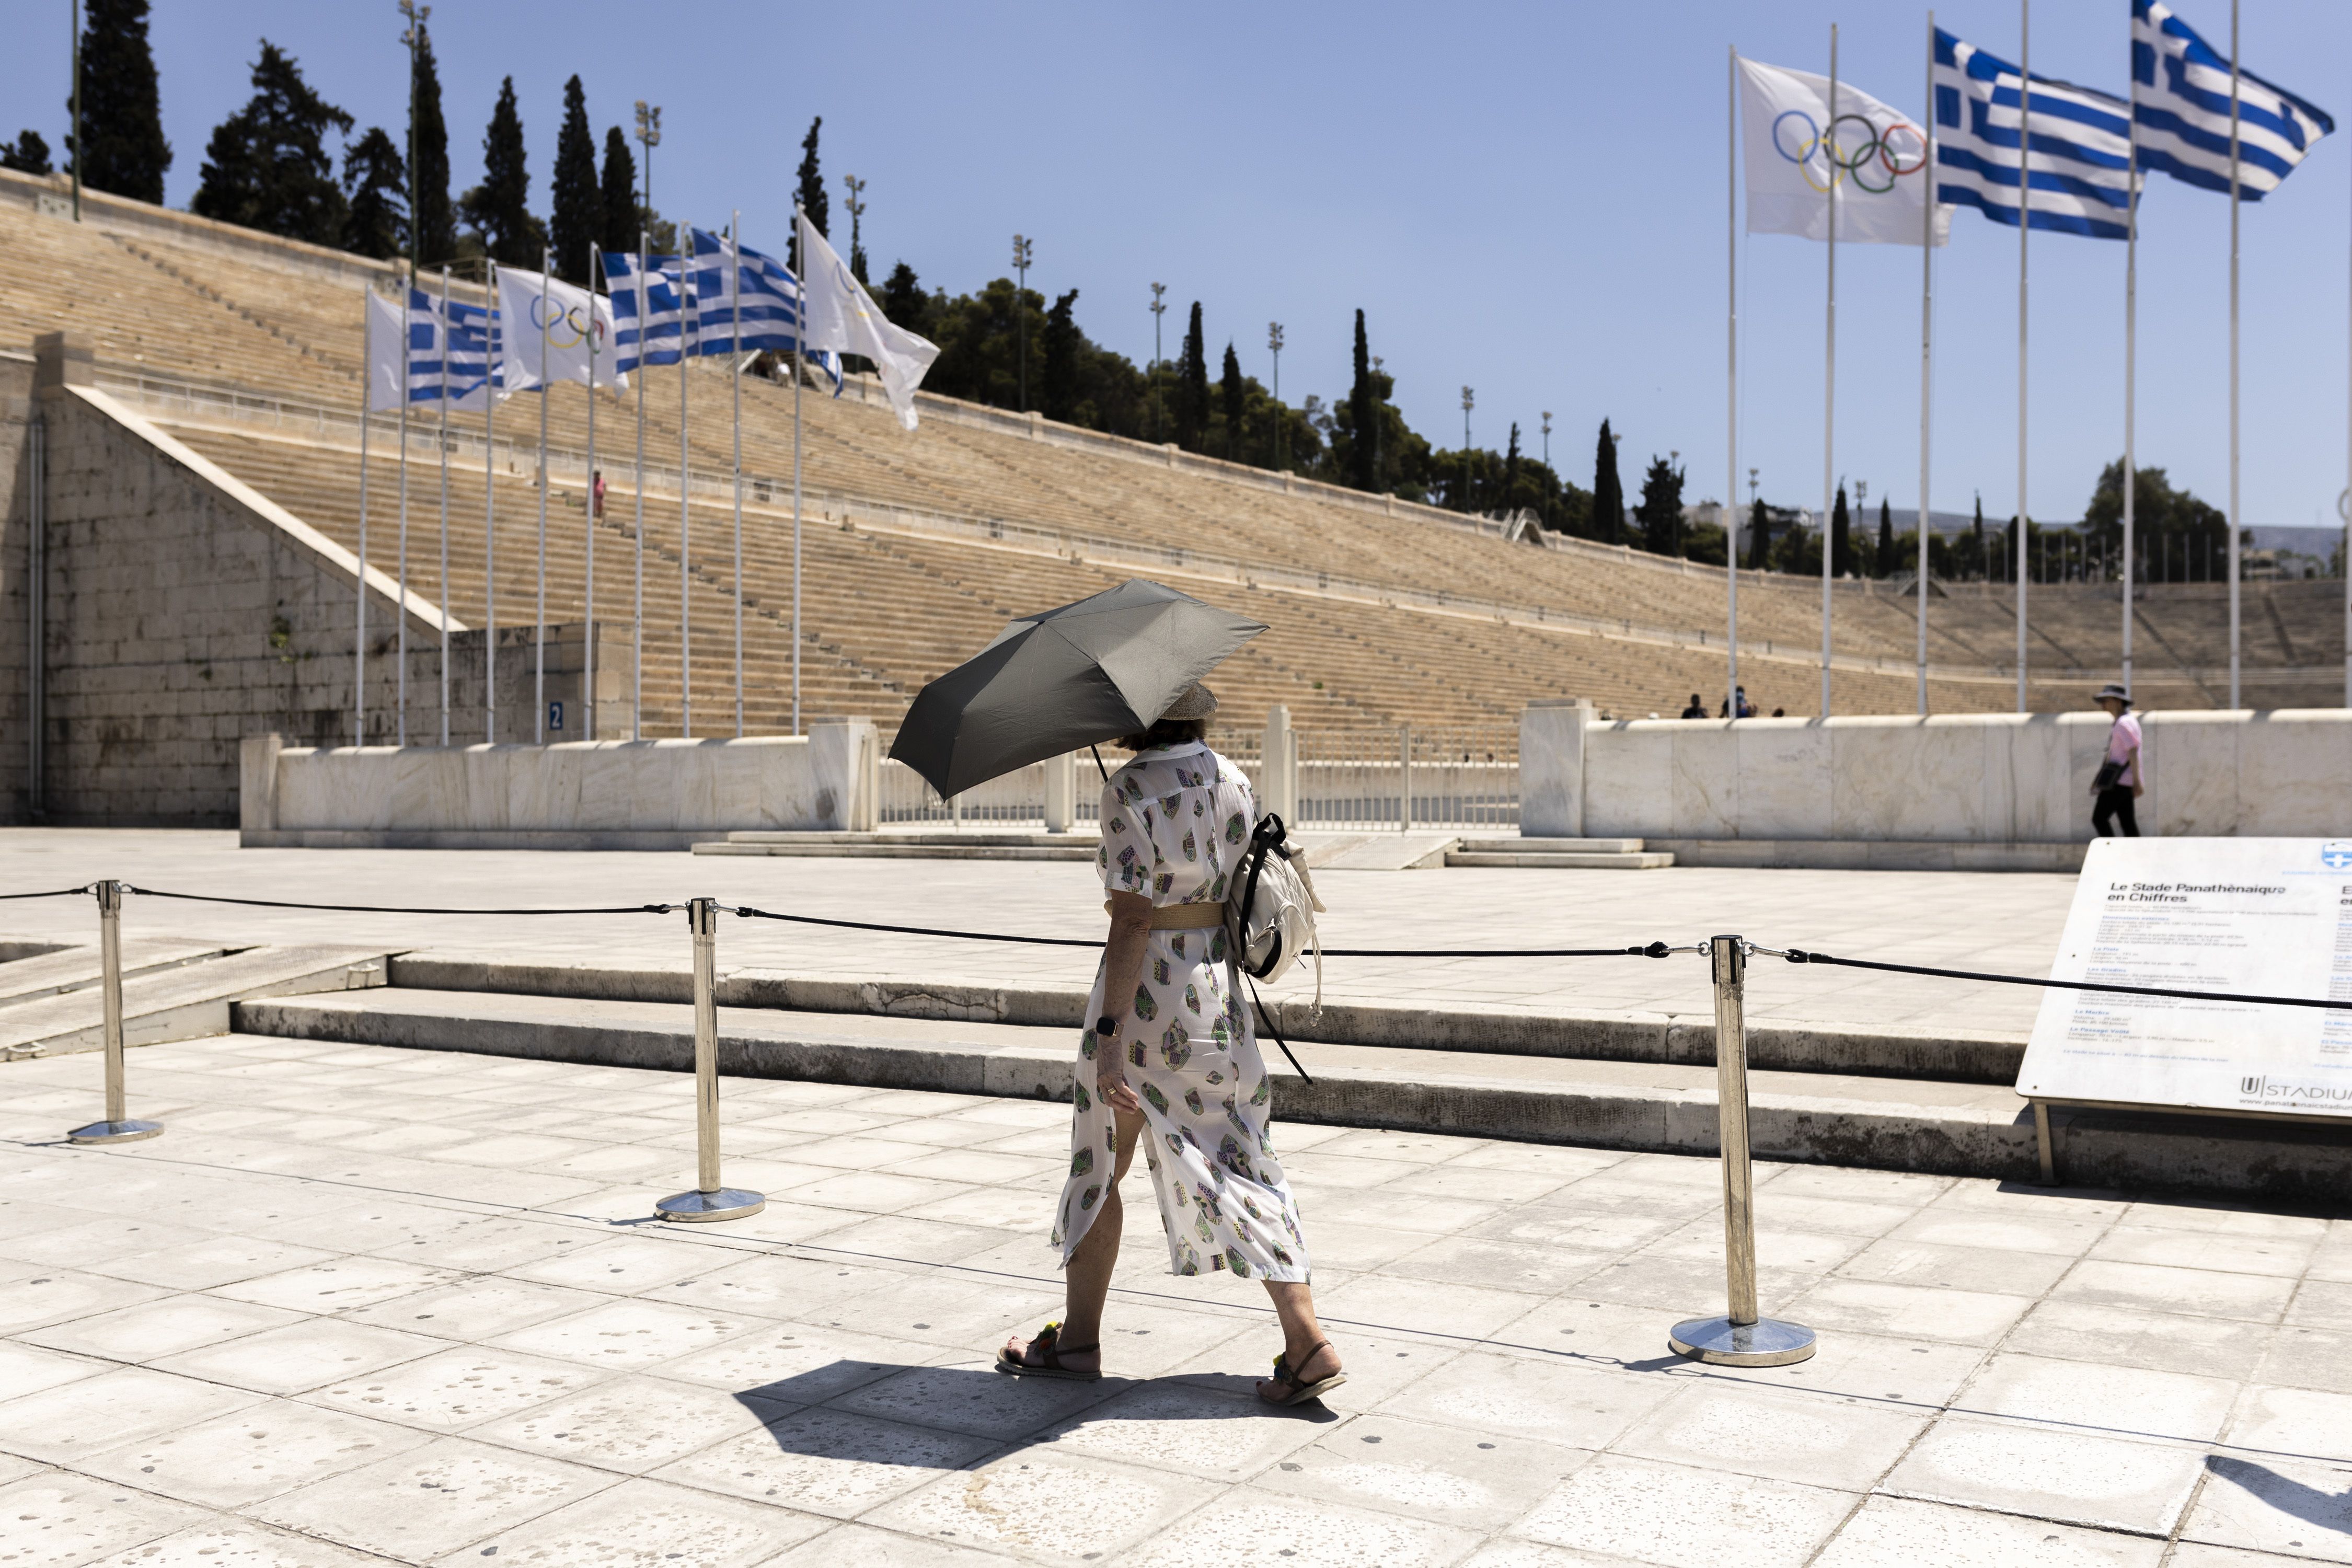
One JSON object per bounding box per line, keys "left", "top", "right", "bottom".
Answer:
{"left": 1094, "top": 1014, "right": 1120, "bottom": 1042}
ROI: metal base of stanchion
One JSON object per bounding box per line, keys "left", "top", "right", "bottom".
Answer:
{"left": 1669, "top": 1314, "right": 1817, "bottom": 1367}
{"left": 656, "top": 1187, "right": 765, "bottom": 1223}
{"left": 68, "top": 1119, "right": 164, "bottom": 1145}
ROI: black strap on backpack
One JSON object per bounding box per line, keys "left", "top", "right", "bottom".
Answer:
{"left": 1245, "top": 972, "right": 1314, "bottom": 1087}
{"left": 1236, "top": 813, "right": 1288, "bottom": 982}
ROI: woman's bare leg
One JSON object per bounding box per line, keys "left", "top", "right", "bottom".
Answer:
{"left": 1004, "top": 1106, "right": 1142, "bottom": 1373}
{"left": 1257, "top": 1281, "right": 1343, "bottom": 1398}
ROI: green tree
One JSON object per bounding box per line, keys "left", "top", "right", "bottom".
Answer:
{"left": 1591, "top": 421, "right": 1624, "bottom": 545}
{"left": 879, "top": 261, "right": 930, "bottom": 337}
{"left": 1, "top": 131, "right": 52, "bottom": 175}
{"left": 792, "top": 116, "right": 825, "bottom": 270}
{"left": 1876, "top": 498, "right": 1895, "bottom": 577}
{"left": 192, "top": 41, "right": 351, "bottom": 246}
{"left": 1747, "top": 498, "right": 1770, "bottom": 570}
{"left": 598, "top": 126, "right": 638, "bottom": 256}
{"left": 1772, "top": 519, "right": 1820, "bottom": 575}
{"left": 408, "top": 23, "right": 451, "bottom": 266}
{"left": 341, "top": 126, "right": 406, "bottom": 261}
{"left": 1503, "top": 422, "right": 1523, "bottom": 516}
{"left": 1347, "top": 310, "right": 1376, "bottom": 491}
{"left": 1830, "top": 484, "right": 1851, "bottom": 576}
{"left": 1175, "top": 302, "right": 1208, "bottom": 452}
{"left": 1041, "top": 288, "right": 1082, "bottom": 422}
{"left": 2083, "top": 458, "right": 2226, "bottom": 583}
{"left": 1635, "top": 455, "right": 1684, "bottom": 555}
{"left": 70, "top": 0, "right": 170, "bottom": 203}
{"left": 460, "top": 77, "right": 540, "bottom": 266}
{"left": 1971, "top": 494, "right": 1985, "bottom": 579}
{"left": 548, "top": 75, "right": 601, "bottom": 283}
{"left": 1219, "top": 342, "right": 1246, "bottom": 462}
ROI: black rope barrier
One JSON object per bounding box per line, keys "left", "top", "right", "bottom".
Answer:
{"left": 123, "top": 886, "right": 679, "bottom": 918}
{"left": 731, "top": 904, "right": 1100, "bottom": 947}
{"left": 0, "top": 887, "right": 91, "bottom": 901}
{"left": 1783, "top": 948, "right": 2352, "bottom": 1012}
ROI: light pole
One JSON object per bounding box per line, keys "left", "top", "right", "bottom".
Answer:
{"left": 842, "top": 173, "right": 866, "bottom": 275}
{"left": 1148, "top": 282, "right": 1167, "bottom": 443}
{"left": 68, "top": 0, "right": 80, "bottom": 220}
{"left": 1541, "top": 411, "right": 1553, "bottom": 528}
{"left": 1011, "top": 234, "right": 1033, "bottom": 413}
{"left": 1372, "top": 354, "right": 1385, "bottom": 489}
{"left": 1461, "top": 386, "right": 1474, "bottom": 514}
{"left": 399, "top": 0, "right": 429, "bottom": 281}
{"left": 633, "top": 101, "right": 661, "bottom": 234}
{"left": 1267, "top": 321, "right": 1284, "bottom": 470}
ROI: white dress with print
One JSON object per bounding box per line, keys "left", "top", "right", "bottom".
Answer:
{"left": 1050, "top": 741, "right": 1311, "bottom": 1283}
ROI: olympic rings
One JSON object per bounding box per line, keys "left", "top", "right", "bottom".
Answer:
{"left": 528, "top": 296, "right": 607, "bottom": 350}
{"left": 1770, "top": 107, "right": 1928, "bottom": 197}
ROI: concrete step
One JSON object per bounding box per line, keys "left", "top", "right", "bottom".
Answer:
{"left": 0, "top": 936, "right": 237, "bottom": 1006}
{"left": 228, "top": 988, "right": 2352, "bottom": 1200}
{"left": 695, "top": 836, "right": 1099, "bottom": 861}
{"left": 1, "top": 945, "right": 394, "bottom": 1059}
{"left": 1454, "top": 837, "right": 1651, "bottom": 854}
{"left": 1446, "top": 850, "right": 1676, "bottom": 870}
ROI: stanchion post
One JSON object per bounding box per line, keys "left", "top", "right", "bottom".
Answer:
{"left": 68, "top": 881, "right": 163, "bottom": 1145}
{"left": 656, "top": 897, "right": 764, "bottom": 1221}
{"left": 1670, "top": 935, "right": 1815, "bottom": 1366}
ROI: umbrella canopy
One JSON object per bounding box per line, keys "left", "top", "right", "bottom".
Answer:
{"left": 889, "top": 579, "right": 1266, "bottom": 798}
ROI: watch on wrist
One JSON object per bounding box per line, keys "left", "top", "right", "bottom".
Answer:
{"left": 1095, "top": 1014, "right": 1120, "bottom": 1041}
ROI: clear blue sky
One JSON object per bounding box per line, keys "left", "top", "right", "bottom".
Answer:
{"left": 8, "top": 1, "right": 2351, "bottom": 533}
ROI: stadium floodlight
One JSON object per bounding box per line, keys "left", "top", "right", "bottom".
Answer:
{"left": 1012, "top": 234, "right": 1033, "bottom": 413}
{"left": 69, "top": 0, "right": 80, "bottom": 220}
{"left": 1267, "top": 322, "right": 1285, "bottom": 471}
{"left": 1461, "top": 385, "right": 1473, "bottom": 449}
{"left": 843, "top": 174, "right": 866, "bottom": 270}
{"left": 1149, "top": 283, "right": 1167, "bottom": 441}
{"left": 399, "top": 0, "right": 430, "bottom": 279}
{"left": 634, "top": 101, "right": 661, "bottom": 225}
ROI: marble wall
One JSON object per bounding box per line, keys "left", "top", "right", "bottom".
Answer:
{"left": 1524, "top": 705, "right": 2352, "bottom": 844}
{"left": 244, "top": 721, "right": 880, "bottom": 847}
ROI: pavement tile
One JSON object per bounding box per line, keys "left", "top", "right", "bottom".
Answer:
{"left": 343, "top": 1277, "right": 613, "bottom": 1342}
{"left": 860, "top": 1447, "right": 1199, "bottom": 1561}
{"left": 0, "top": 1470, "right": 206, "bottom": 1566}
{"left": 755, "top": 1522, "right": 1036, "bottom": 1565}
{"left": 0, "top": 1269, "right": 169, "bottom": 1334}
{"left": 489, "top": 1297, "right": 757, "bottom": 1373}
{"left": 305, "top": 1346, "right": 610, "bottom": 1433}
{"left": 1118, "top": 1484, "right": 1489, "bottom": 1567}
{"left": 1312, "top": 1271, "right": 1551, "bottom": 1340}
{"left": 84, "top": 1519, "right": 399, "bottom": 1566}
{"left": 1812, "top": 1494, "right": 2166, "bottom": 1566}
{"left": 502, "top": 1235, "right": 722, "bottom": 1294}
{"left": 1255, "top": 1412, "right": 1590, "bottom": 1530}
{"left": 2005, "top": 1299, "right": 2278, "bottom": 1382}
{"left": 2180, "top": 1452, "right": 2352, "bottom": 1563}
{"left": 207, "top": 1256, "right": 459, "bottom": 1313}
{"left": 647, "top": 1253, "right": 912, "bottom": 1318}
{"left": 20, "top": 1295, "right": 308, "bottom": 1364}
{"left": 1879, "top": 1414, "right": 2207, "bottom": 1536}
{"left": 0, "top": 1342, "right": 111, "bottom": 1402}
{"left": 2051, "top": 1260, "right": 2298, "bottom": 1323}
{"left": 1372, "top": 1350, "right": 1679, "bottom": 1448}
{"left": 1379, "top": 1234, "right": 1616, "bottom": 1296}
{"left": 78, "top": 1398, "right": 431, "bottom": 1508}
{"left": 769, "top": 1213, "right": 1010, "bottom": 1268}
{"left": 1953, "top": 1351, "right": 2240, "bottom": 1445}
{"left": 1834, "top": 1237, "right": 2077, "bottom": 1296}
{"left": 469, "top": 1373, "right": 785, "bottom": 1474}
{"left": 1611, "top": 1378, "right": 1932, "bottom": 1491}
{"left": 652, "top": 1320, "right": 944, "bottom": 1402}
{"left": 149, "top": 1317, "right": 445, "bottom": 1396}
{"left": 0, "top": 1217, "right": 219, "bottom": 1272}
{"left": 1883, "top": 1208, "right": 2113, "bottom": 1256}
{"left": 253, "top": 1434, "right": 617, "bottom": 1560}
{"left": 650, "top": 1407, "right": 994, "bottom": 1518}
{"left": 790, "top": 1171, "right": 975, "bottom": 1216}
{"left": 1511, "top": 1452, "right": 1857, "bottom": 1567}
{"left": 434, "top": 1474, "right": 829, "bottom": 1567}
{"left": 828, "top": 1357, "right": 1115, "bottom": 1439}
{"left": 2257, "top": 1327, "right": 2352, "bottom": 1397}
{"left": 2090, "top": 1225, "right": 2320, "bottom": 1279}
{"left": 1780, "top": 1277, "right": 2035, "bottom": 1346}
{"left": 1028, "top": 1377, "right": 1328, "bottom": 1480}
{"left": 2221, "top": 1385, "right": 2352, "bottom": 1461}
{"left": 0, "top": 1365, "right": 268, "bottom": 1463}
{"left": 815, "top": 1272, "right": 1065, "bottom": 1351}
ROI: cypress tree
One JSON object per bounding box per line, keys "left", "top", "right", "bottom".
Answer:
{"left": 1877, "top": 498, "right": 1895, "bottom": 577}
{"left": 598, "top": 127, "right": 638, "bottom": 255}
{"left": 1747, "top": 497, "right": 1771, "bottom": 570}
{"left": 1504, "top": 423, "right": 1523, "bottom": 515}
{"left": 71, "top": 0, "right": 170, "bottom": 203}
{"left": 1175, "top": 302, "right": 1208, "bottom": 452}
{"left": 342, "top": 126, "right": 407, "bottom": 261}
{"left": 1348, "top": 309, "right": 1375, "bottom": 491}
{"left": 880, "top": 261, "right": 929, "bottom": 338}
{"left": 191, "top": 41, "right": 351, "bottom": 246}
{"left": 792, "top": 116, "right": 825, "bottom": 269}
{"left": 1972, "top": 494, "right": 1985, "bottom": 578}
{"left": 1591, "top": 420, "right": 1624, "bottom": 544}
{"left": 463, "top": 77, "right": 539, "bottom": 267}
{"left": 1220, "top": 342, "right": 1246, "bottom": 462}
{"left": 549, "top": 75, "right": 601, "bottom": 283}
{"left": 408, "top": 24, "right": 451, "bottom": 267}
{"left": 1041, "top": 289, "right": 1081, "bottom": 423}
{"left": 1, "top": 132, "right": 52, "bottom": 175}
{"left": 1830, "top": 484, "right": 1851, "bottom": 575}
{"left": 1636, "top": 456, "right": 1684, "bottom": 555}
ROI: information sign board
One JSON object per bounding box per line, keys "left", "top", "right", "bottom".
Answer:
{"left": 2016, "top": 837, "right": 2352, "bottom": 1118}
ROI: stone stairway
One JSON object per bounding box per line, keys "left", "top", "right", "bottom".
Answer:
{"left": 1447, "top": 837, "right": 1676, "bottom": 870}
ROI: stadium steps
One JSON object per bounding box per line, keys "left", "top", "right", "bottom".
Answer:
{"left": 1, "top": 942, "right": 395, "bottom": 1060}
{"left": 1445, "top": 838, "right": 1676, "bottom": 870}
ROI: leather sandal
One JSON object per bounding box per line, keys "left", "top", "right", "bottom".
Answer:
{"left": 995, "top": 1321, "right": 1102, "bottom": 1381}
{"left": 1258, "top": 1340, "right": 1346, "bottom": 1405}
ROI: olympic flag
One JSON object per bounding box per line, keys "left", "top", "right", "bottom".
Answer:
{"left": 1739, "top": 56, "right": 1947, "bottom": 246}
{"left": 495, "top": 267, "right": 627, "bottom": 393}
{"left": 796, "top": 212, "right": 939, "bottom": 430}
{"left": 365, "top": 290, "right": 406, "bottom": 412}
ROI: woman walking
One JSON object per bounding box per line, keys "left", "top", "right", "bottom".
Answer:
{"left": 997, "top": 683, "right": 1344, "bottom": 1405}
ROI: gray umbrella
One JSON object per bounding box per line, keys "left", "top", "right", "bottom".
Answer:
{"left": 889, "top": 579, "right": 1266, "bottom": 798}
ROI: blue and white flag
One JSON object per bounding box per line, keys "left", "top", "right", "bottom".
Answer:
{"left": 688, "top": 228, "right": 843, "bottom": 391}
{"left": 2131, "top": 1, "right": 2333, "bottom": 199}
{"left": 405, "top": 287, "right": 501, "bottom": 411}
{"left": 495, "top": 267, "right": 626, "bottom": 394}
{"left": 1934, "top": 28, "right": 2136, "bottom": 239}
{"left": 604, "top": 249, "right": 691, "bottom": 371}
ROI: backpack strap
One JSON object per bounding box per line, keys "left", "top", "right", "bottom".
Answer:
{"left": 1243, "top": 970, "right": 1313, "bottom": 1087}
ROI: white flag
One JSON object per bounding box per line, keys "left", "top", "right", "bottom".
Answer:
{"left": 365, "top": 289, "right": 406, "bottom": 412}
{"left": 797, "top": 212, "right": 940, "bottom": 431}
{"left": 1739, "top": 55, "right": 1950, "bottom": 246}
{"left": 495, "top": 267, "right": 628, "bottom": 393}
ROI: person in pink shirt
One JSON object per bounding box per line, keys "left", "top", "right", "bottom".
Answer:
{"left": 2092, "top": 682, "right": 2143, "bottom": 837}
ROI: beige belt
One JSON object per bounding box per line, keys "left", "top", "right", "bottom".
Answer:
{"left": 1104, "top": 901, "right": 1229, "bottom": 930}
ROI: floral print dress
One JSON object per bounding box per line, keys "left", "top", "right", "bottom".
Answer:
{"left": 1051, "top": 740, "right": 1312, "bottom": 1283}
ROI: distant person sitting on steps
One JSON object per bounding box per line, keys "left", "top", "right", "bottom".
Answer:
{"left": 1679, "top": 694, "right": 1708, "bottom": 719}
{"left": 2091, "top": 683, "right": 2143, "bottom": 837}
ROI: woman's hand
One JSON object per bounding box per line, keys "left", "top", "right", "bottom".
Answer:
{"left": 1097, "top": 1054, "right": 1143, "bottom": 1115}
{"left": 1095, "top": 891, "right": 1153, "bottom": 1119}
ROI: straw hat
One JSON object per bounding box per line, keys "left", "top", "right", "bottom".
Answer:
{"left": 1159, "top": 682, "right": 1219, "bottom": 721}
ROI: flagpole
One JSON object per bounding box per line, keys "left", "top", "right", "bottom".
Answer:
{"left": 2124, "top": 30, "right": 2139, "bottom": 701}
{"left": 792, "top": 205, "right": 805, "bottom": 736}
{"left": 2015, "top": 0, "right": 2031, "bottom": 714}
{"left": 398, "top": 287, "right": 410, "bottom": 748}
{"left": 2346, "top": 134, "right": 2351, "bottom": 710}
{"left": 1918, "top": 8, "right": 1936, "bottom": 717}
{"left": 2227, "top": 0, "right": 2242, "bottom": 709}
{"left": 356, "top": 289, "right": 371, "bottom": 747}
{"left": 731, "top": 210, "right": 744, "bottom": 737}
{"left": 1820, "top": 23, "right": 1838, "bottom": 719}
{"left": 1726, "top": 44, "right": 1739, "bottom": 721}
{"left": 536, "top": 246, "right": 549, "bottom": 745}
{"left": 438, "top": 263, "right": 452, "bottom": 747}
{"left": 586, "top": 247, "right": 599, "bottom": 743}
{"left": 634, "top": 230, "right": 647, "bottom": 742}
{"left": 486, "top": 260, "right": 498, "bottom": 746}
{"left": 681, "top": 240, "right": 694, "bottom": 739}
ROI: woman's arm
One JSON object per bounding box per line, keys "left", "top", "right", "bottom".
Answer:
{"left": 2130, "top": 742, "right": 2144, "bottom": 798}
{"left": 1094, "top": 890, "right": 1152, "bottom": 1113}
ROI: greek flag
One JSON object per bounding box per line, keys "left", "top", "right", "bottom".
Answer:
{"left": 687, "top": 228, "right": 843, "bottom": 391}
{"left": 1934, "top": 28, "right": 2136, "bottom": 239}
{"left": 405, "top": 287, "right": 499, "bottom": 411}
{"left": 2132, "top": 1, "right": 2333, "bottom": 199}
{"left": 603, "top": 250, "right": 692, "bottom": 372}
